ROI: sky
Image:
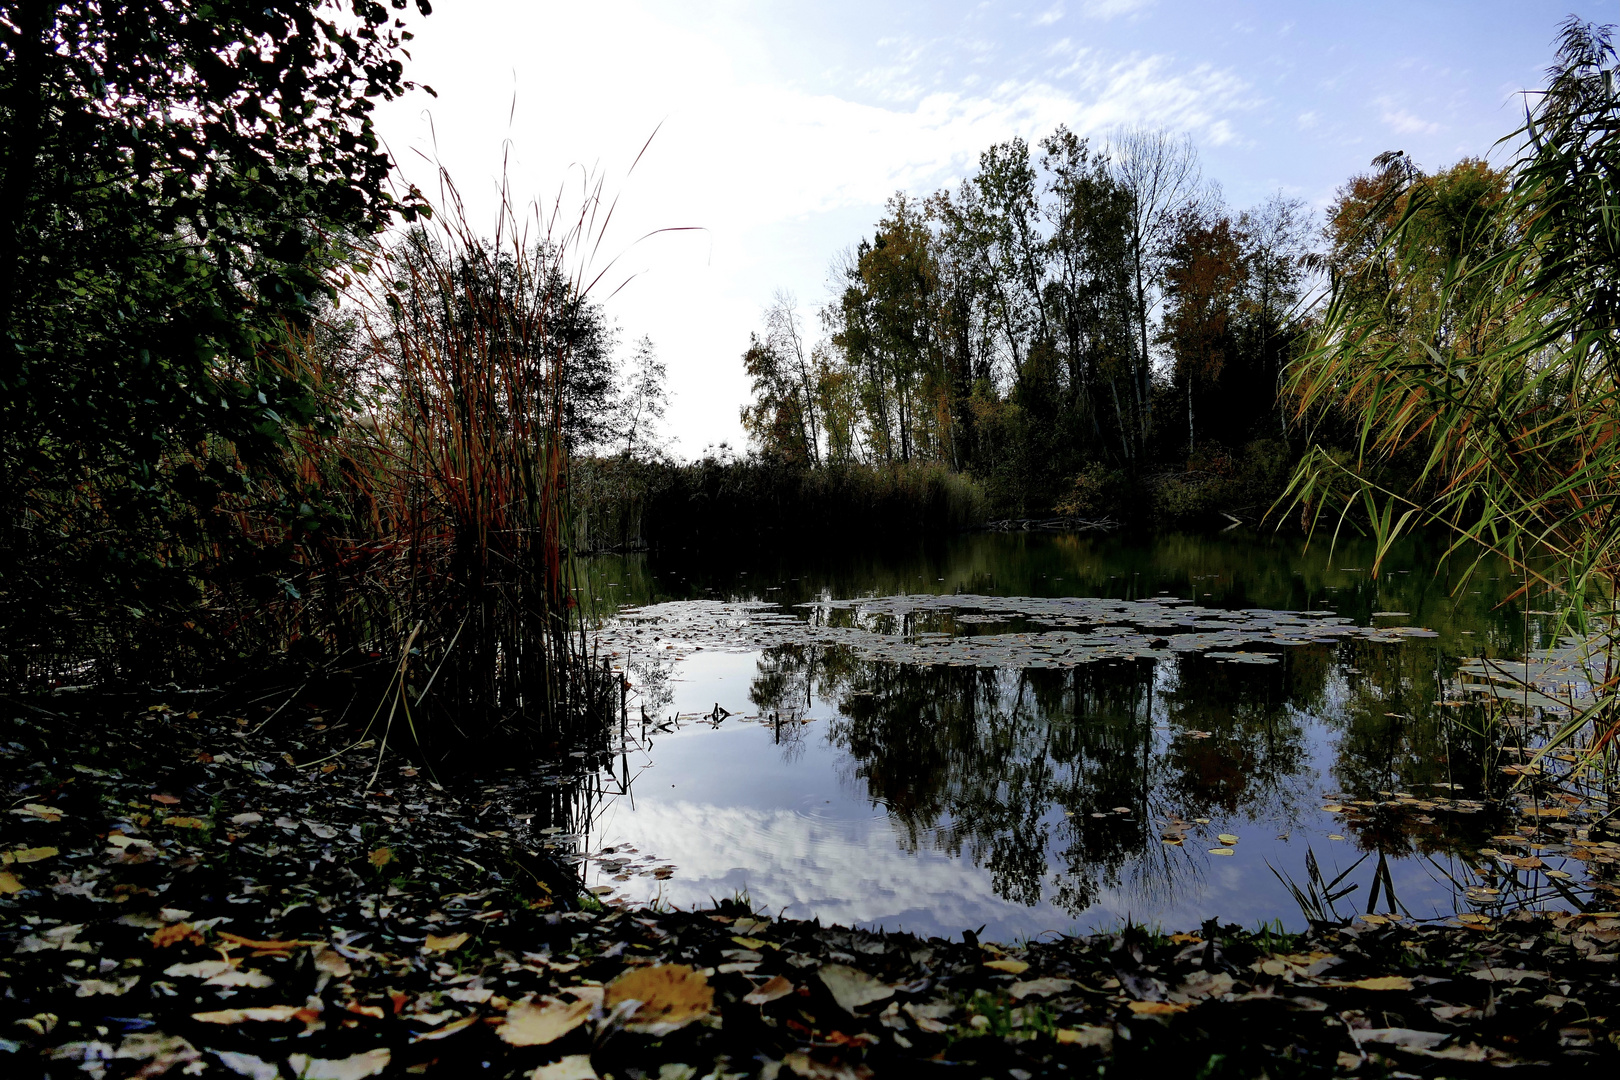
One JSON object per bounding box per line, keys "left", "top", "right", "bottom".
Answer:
{"left": 372, "top": 1, "right": 1605, "bottom": 458}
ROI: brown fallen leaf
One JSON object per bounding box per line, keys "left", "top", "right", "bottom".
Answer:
{"left": 218, "top": 931, "right": 322, "bottom": 952}
{"left": 368, "top": 846, "right": 393, "bottom": 868}
{"left": 817, "top": 963, "right": 894, "bottom": 1013}
{"left": 1008, "top": 977, "right": 1076, "bottom": 999}
{"left": 1324, "top": 976, "right": 1414, "bottom": 991}
{"left": 743, "top": 975, "right": 794, "bottom": 1005}
{"left": 530, "top": 1056, "right": 598, "bottom": 1080}
{"left": 193, "top": 1005, "right": 304, "bottom": 1023}
{"left": 149, "top": 794, "right": 181, "bottom": 806}
{"left": 425, "top": 932, "right": 470, "bottom": 953}
{"left": 1128, "top": 1000, "right": 1189, "bottom": 1015}
{"left": 606, "top": 964, "right": 715, "bottom": 1033}
{"left": 0, "top": 870, "right": 22, "bottom": 894}
{"left": 497, "top": 998, "right": 593, "bottom": 1046}
{"left": 285, "top": 1049, "right": 390, "bottom": 1080}
{"left": 164, "top": 816, "right": 209, "bottom": 829}
{"left": 151, "top": 922, "right": 203, "bottom": 948}
{"left": 410, "top": 1016, "right": 477, "bottom": 1042}
{"left": 1057, "top": 1025, "right": 1113, "bottom": 1049}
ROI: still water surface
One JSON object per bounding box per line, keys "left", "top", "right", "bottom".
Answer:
{"left": 554, "top": 530, "right": 1597, "bottom": 940}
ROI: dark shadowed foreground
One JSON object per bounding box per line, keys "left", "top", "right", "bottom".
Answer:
{"left": 3, "top": 699, "right": 1616, "bottom": 1078}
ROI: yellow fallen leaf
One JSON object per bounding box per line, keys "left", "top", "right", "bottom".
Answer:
{"left": 0, "top": 870, "right": 22, "bottom": 894}
{"left": 743, "top": 975, "right": 794, "bottom": 1005}
{"left": 731, "top": 936, "right": 767, "bottom": 950}
{"left": 425, "top": 932, "right": 470, "bottom": 953}
{"left": 1056, "top": 1025, "right": 1113, "bottom": 1049}
{"left": 1168, "top": 933, "right": 1203, "bottom": 945}
{"left": 7, "top": 846, "right": 58, "bottom": 864}
{"left": 410, "top": 1016, "right": 477, "bottom": 1042}
{"left": 218, "top": 931, "right": 322, "bottom": 952}
{"left": 1327, "top": 976, "right": 1413, "bottom": 991}
{"left": 983, "top": 959, "right": 1029, "bottom": 975}
{"left": 368, "top": 846, "right": 393, "bottom": 868}
{"left": 498, "top": 998, "right": 593, "bottom": 1046}
{"left": 605, "top": 964, "right": 714, "bottom": 1033}
{"left": 1127, "top": 1000, "right": 1188, "bottom": 1015}
{"left": 164, "top": 816, "right": 208, "bottom": 829}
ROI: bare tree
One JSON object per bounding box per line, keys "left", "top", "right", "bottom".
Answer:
{"left": 764, "top": 290, "right": 821, "bottom": 466}
{"left": 1106, "top": 127, "right": 1204, "bottom": 451}
{"left": 616, "top": 335, "right": 668, "bottom": 460}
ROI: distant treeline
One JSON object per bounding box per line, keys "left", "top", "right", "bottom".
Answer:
{"left": 731, "top": 124, "right": 1509, "bottom": 522}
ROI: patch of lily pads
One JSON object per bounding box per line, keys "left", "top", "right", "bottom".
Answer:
{"left": 594, "top": 593, "right": 1440, "bottom": 671}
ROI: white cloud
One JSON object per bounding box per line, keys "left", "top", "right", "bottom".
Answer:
{"left": 372, "top": 1, "right": 1257, "bottom": 456}
{"left": 1077, "top": 0, "right": 1156, "bottom": 19}
{"left": 1376, "top": 98, "right": 1442, "bottom": 135}
{"left": 1033, "top": 4, "right": 1066, "bottom": 27}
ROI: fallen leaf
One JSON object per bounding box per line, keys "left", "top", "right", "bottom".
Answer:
{"left": 529, "top": 1056, "right": 598, "bottom": 1080}
{"left": 607, "top": 964, "right": 715, "bottom": 1032}
{"left": 207, "top": 1049, "right": 277, "bottom": 1080}
{"left": 1008, "top": 977, "right": 1075, "bottom": 999}
{"left": 230, "top": 813, "right": 262, "bottom": 826}
{"left": 1056, "top": 1025, "right": 1113, "bottom": 1049}
{"left": 218, "top": 931, "right": 322, "bottom": 952}
{"left": 285, "top": 1049, "right": 390, "bottom": 1080}
{"left": 731, "top": 935, "right": 768, "bottom": 949}
{"left": 1127, "top": 1000, "right": 1188, "bottom": 1015}
{"left": 151, "top": 922, "right": 203, "bottom": 948}
{"left": 313, "top": 947, "right": 352, "bottom": 977}
{"left": 0, "top": 870, "right": 22, "bottom": 894}
{"left": 193, "top": 1006, "right": 303, "bottom": 1024}
{"left": 743, "top": 975, "right": 794, "bottom": 1005}
{"left": 164, "top": 816, "right": 209, "bottom": 829}
{"left": 425, "top": 932, "right": 470, "bottom": 953}
{"left": 1326, "top": 976, "right": 1413, "bottom": 991}
{"left": 7, "top": 846, "right": 58, "bottom": 864}
{"left": 368, "top": 846, "right": 393, "bottom": 868}
{"left": 498, "top": 998, "right": 594, "bottom": 1045}
{"left": 983, "top": 958, "right": 1030, "bottom": 974}
{"left": 1168, "top": 933, "right": 1203, "bottom": 945}
{"left": 149, "top": 794, "right": 181, "bottom": 805}
{"left": 817, "top": 963, "right": 894, "bottom": 1012}
{"left": 411, "top": 1016, "right": 477, "bottom": 1042}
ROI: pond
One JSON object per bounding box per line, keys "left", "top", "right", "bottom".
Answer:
{"left": 529, "top": 530, "right": 1615, "bottom": 941}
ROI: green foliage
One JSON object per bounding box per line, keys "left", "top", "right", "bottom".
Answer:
{"left": 1282, "top": 16, "right": 1620, "bottom": 761}
{"left": 0, "top": 0, "right": 430, "bottom": 684}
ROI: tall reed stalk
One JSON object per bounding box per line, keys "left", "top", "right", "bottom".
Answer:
{"left": 1282, "top": 19, "right": 1620, "bottom": 770}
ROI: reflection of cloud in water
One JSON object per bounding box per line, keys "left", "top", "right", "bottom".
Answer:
{"left": 593, "top": 799, "right": 1034, "bottom": 936}
{"left": 589, "top": 796, "right": 1337, "bottom": 939}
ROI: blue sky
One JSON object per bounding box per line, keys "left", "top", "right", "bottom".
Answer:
{"left": 373, "top": 1, "right": 1604, "bottom": 456}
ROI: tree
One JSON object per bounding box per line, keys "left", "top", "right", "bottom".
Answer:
{"left": 616, "top": 335, "right": 668, "bottom": 460}
{"left": 763, "top": 292, "right": 820, "bottom": 466}
{"left": 1160, "top": 206, "right": 1246, "bottom": 454}
{"left": 0, "top": 0, "right": 432, "bottom": 681}
{"left": 1107, "top": 127, "right": 1206, "bottom": 454}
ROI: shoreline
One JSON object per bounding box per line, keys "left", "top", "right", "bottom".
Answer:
{"left": 3, "top": 696, "right": 1615, "bottom": 1077}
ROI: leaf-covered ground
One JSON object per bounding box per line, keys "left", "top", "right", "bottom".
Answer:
{"left": 2, "top": 697, "right": 1616, "bottom": 1078}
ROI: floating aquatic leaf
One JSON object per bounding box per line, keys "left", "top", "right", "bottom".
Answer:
{"left": 1209, "top": 847, "right": 1235, "bottom": 856}
{"left": 1217, "top": 834, "right": 1240, "bottom": 845}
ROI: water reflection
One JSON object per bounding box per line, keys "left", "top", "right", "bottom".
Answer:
{"left": 526, "top": 531, "right": 1614, "bottom": 938}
